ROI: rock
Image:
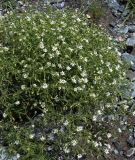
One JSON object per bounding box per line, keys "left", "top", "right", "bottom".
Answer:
{"left": 0, "top": 146, "right": 20, "bottom": 160}
{"left": 126, "top": 70, "right": 135, "bottom": 81}
{"left": 126, "top": 33, "right": 135, "bottom": 47}
{"left": 127, "top": 135, "right": 135, "bottom": 147}
{"left": 118, "top": 26, "right": 129, "bottom": 34}
{"left": 126, "top": 148, "right": 135, "bottom": 157}
{"left": 113, "top": 149, "right": 119, "bottom": 155}
{"left": 106, "top": 0, "right": 121, "bottom": 10}
{"left": 131, "top": 81, "right": 135, "bottom": 98}
{"left": 128, "top": 25, "right": 135, "bottom": 33}
{"left": 122, "top": 52, "right": 135, "bottom": 70}
{"left": 126, "top": 37, "right": 135, "bottom": 47}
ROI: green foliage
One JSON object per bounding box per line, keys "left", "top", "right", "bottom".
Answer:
{"left": 0, "top": 7, "right": 129, "bottom": 160}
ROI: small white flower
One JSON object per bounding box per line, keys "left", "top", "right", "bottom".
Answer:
{"left": 71, "top": 140, "right": 77, "bottom": 146}
{"left": 52, "top": 46, "right": 57, "bottom": 51}
{"left": 63, "top": 147, "right": 70, "bottom": 153}
{"left": 43, "top": 48, "right": 47, "bottom": 52}
{"left": 93, "top": 115, "right": 97, "bottom": 121}
{"left": 90, "top": 93, "right": 96, "bottom": 98}
{"left": 39, "top": 41, "right": 44, "bottom": 49}
{"left": 104, "top": 148, "right": 109, "bottom": 154}
{"left": 66, "top": 66, "right": 71, "bottom": 71}
{"left": 29, "top": 134, "right": 35, "bottom": 139}
{"left": 71, "top": 77, "right": 77, "bottom": 83}
{"left": 131, "top": 61, "right": 134, "bottom": 65}
{"left": 106, "top": 92, "right": 110, "bottom": 96}
{"left": 42, "top": 83, "right": 48, "bottom": 89}
{"left": 23, "top": 73, "right": 28, "bottom": 79}
{"left": 60, "top": 71, "right": 65, "bottom": 76}
{"left": 107, "top": 133, "right": 112, "bottom": 138}
{"left": 16, "top": 153, "right": 20, "bottom": 159}
{"left": 48, "top": 146, "right": 52, "bottom": 151}
{"left": 133, "top": 111, "right": 135, "bottom": 116}
{"left": 118, "top": 128, "right": 122, "bottom": 133}
{"left": 83, "top": 78, "right": 88, "bottom": 83}
{"left": 63, "top": 120, "right": 69, "bottom": 126}
{"left": 3, "top": 113, "right": 7, "bottom": 118}
{"left": 77, "top": 154, "right": 82, "bottom": 159}
{"left": 21, "top": 85, "right": 26, "bottom": 90}
{"left": 15, "top": 101, "right": 20, "bottom": 105}
{"left": 76, "top": 126, "right": 83, "bottom": 132}
{"left": 59, "top": 79, "right": 67, "bottom": 84}
{"left": 33, "top": 84, "right": 37, "bottom": 87}
{"left": 93, "top": 141, "right": 99, "bottom": 147}
{"left": 40, "top": 136, "right": 45, "bottom": 141}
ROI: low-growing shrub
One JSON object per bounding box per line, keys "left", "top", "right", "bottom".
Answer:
{"left": 0, "top": 6, "right": 129, "bottom": 160}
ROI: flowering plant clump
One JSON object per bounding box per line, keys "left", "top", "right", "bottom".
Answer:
{"left": 0, "top": 7, "right": 129, "bottom": 159}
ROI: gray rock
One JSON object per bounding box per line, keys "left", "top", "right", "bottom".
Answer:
{"left": 131, "top": 82, "right": 135, "bottom": 98}
{"left": 126, "top": 70, "right": 135, "bottom": 81}
{"left": 106, "top": 0, "right": 120, "bottom": 10}
{"left": 128, "top": 25, "right": 135, "bottom": 33}
{"left": 127, "top": 135, "right": 135, "bottom": 147}
{"left": 118, "top": 26, "right": 129, "bottom": 34}
{"left": 121, "top": 52, "right": 135, "bottom": 70}
{"left": 126, "top": 148, "right": 135, "bottom": 157}
{"left": 126, "top": 37, "right": 135, "bottom": 47}
{"left": 0, "top": 147, "right": 19, "bottom": 160}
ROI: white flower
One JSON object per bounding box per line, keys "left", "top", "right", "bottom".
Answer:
{"left": 33, "top": 84, "right": 37, "bottom": 87}
{"left": 107, "top": 133, "right": 112, "bottom": 138}
{"left": 77, "top": 18, "right": 81, "bottom": 22}
{"left": 21, "top": 85, "right": 26, "bottom": 90}
{"left": 74, "top": 88, "right": 78, "bottom": 92}
{"left": 133, "top": 111, "right": 135, "bottom": 116}
{"left": 52, "top": 46, "right": 57, "bottom": 51}
{"left": 97, "top": 110, "right": 102, "bottom": 115}
{"left": 63, "top": 147, "right": 70, "bottom": 153}
{"left": 71, "top": 140, "right": 77, "bottom": 146}
{"left": 77, "top": 154, "right": 82, "bottom": 159}
{"left": 43, "top": 48, "right": 47, "bottom": 52}
{"left": 40, "top": 136, "right": 45, "bottom": 141}
{"left": 29, "top": 134, "right": 35, "bottom": 139}
{"left": 76, "top": 126, "right": 83, "bottom": 132}
{"left": 60, "top": 71, "right": 65, "bottom": 76}
{"left": 66, "top": 66, "right": 71, "bottom": 71}
{"left": 15, "top": 101, "right": 20, "bottom": 105}
{"left": 109, "top": 67, "right": 113, "bottom": 72}
{"left": 93, "top": 115, "right": 97, "bottom": 121}
{"left": 106, "top": 92, "right": 110, "bottom": 96}
{"left": 39, "top": 41, "right": 44, "bottom": 49}
{"left": 3, "top": 113, "right": 7, "bottom": 118}
{"left": 58, "top": 64, "right": 62, "bottom": 68}
{"left": 104, "top": 148, "right": 109, "bottom": 154}
{"left": 23, "top": 73, "right": 28, "bottom": 79}
{"left": 83, "top": 78, "right": 88, "bottom": 83}
{"left": 50, "top": 21, "right": 55, "bottom": 25}
{"left": 48, "top": 146, "right": 52, "bottom": 151}
{"left": 59, "top": 79, "right": 67, "bottom": 84}
{"left": 16, "top": 153, "right": 20, "bottom": 159}
{"left": 47, "top": 62, "right": 51, "bottom": 67}
{"left": 131, "top": 61, "right": 134, "bottom": 65}
{"left": 42, "top": 83, "right": 48, "bottom": 89}
{"left": 63, "top": 120, "right": 69, "bottom": 126}
{"left": 71, "top": 77, "right": 77, "bottom": 83}
{"left": 118, "top": 128, "right": 122, "bottom": 133}
{"left": 90, "top": 93, "right": 96, "bottom": 97}
{"left": 93, "top": 141, "right": 99, "bottom": 147}
{"left": 86, "top": 14, "right": 91, "bottom": 18}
